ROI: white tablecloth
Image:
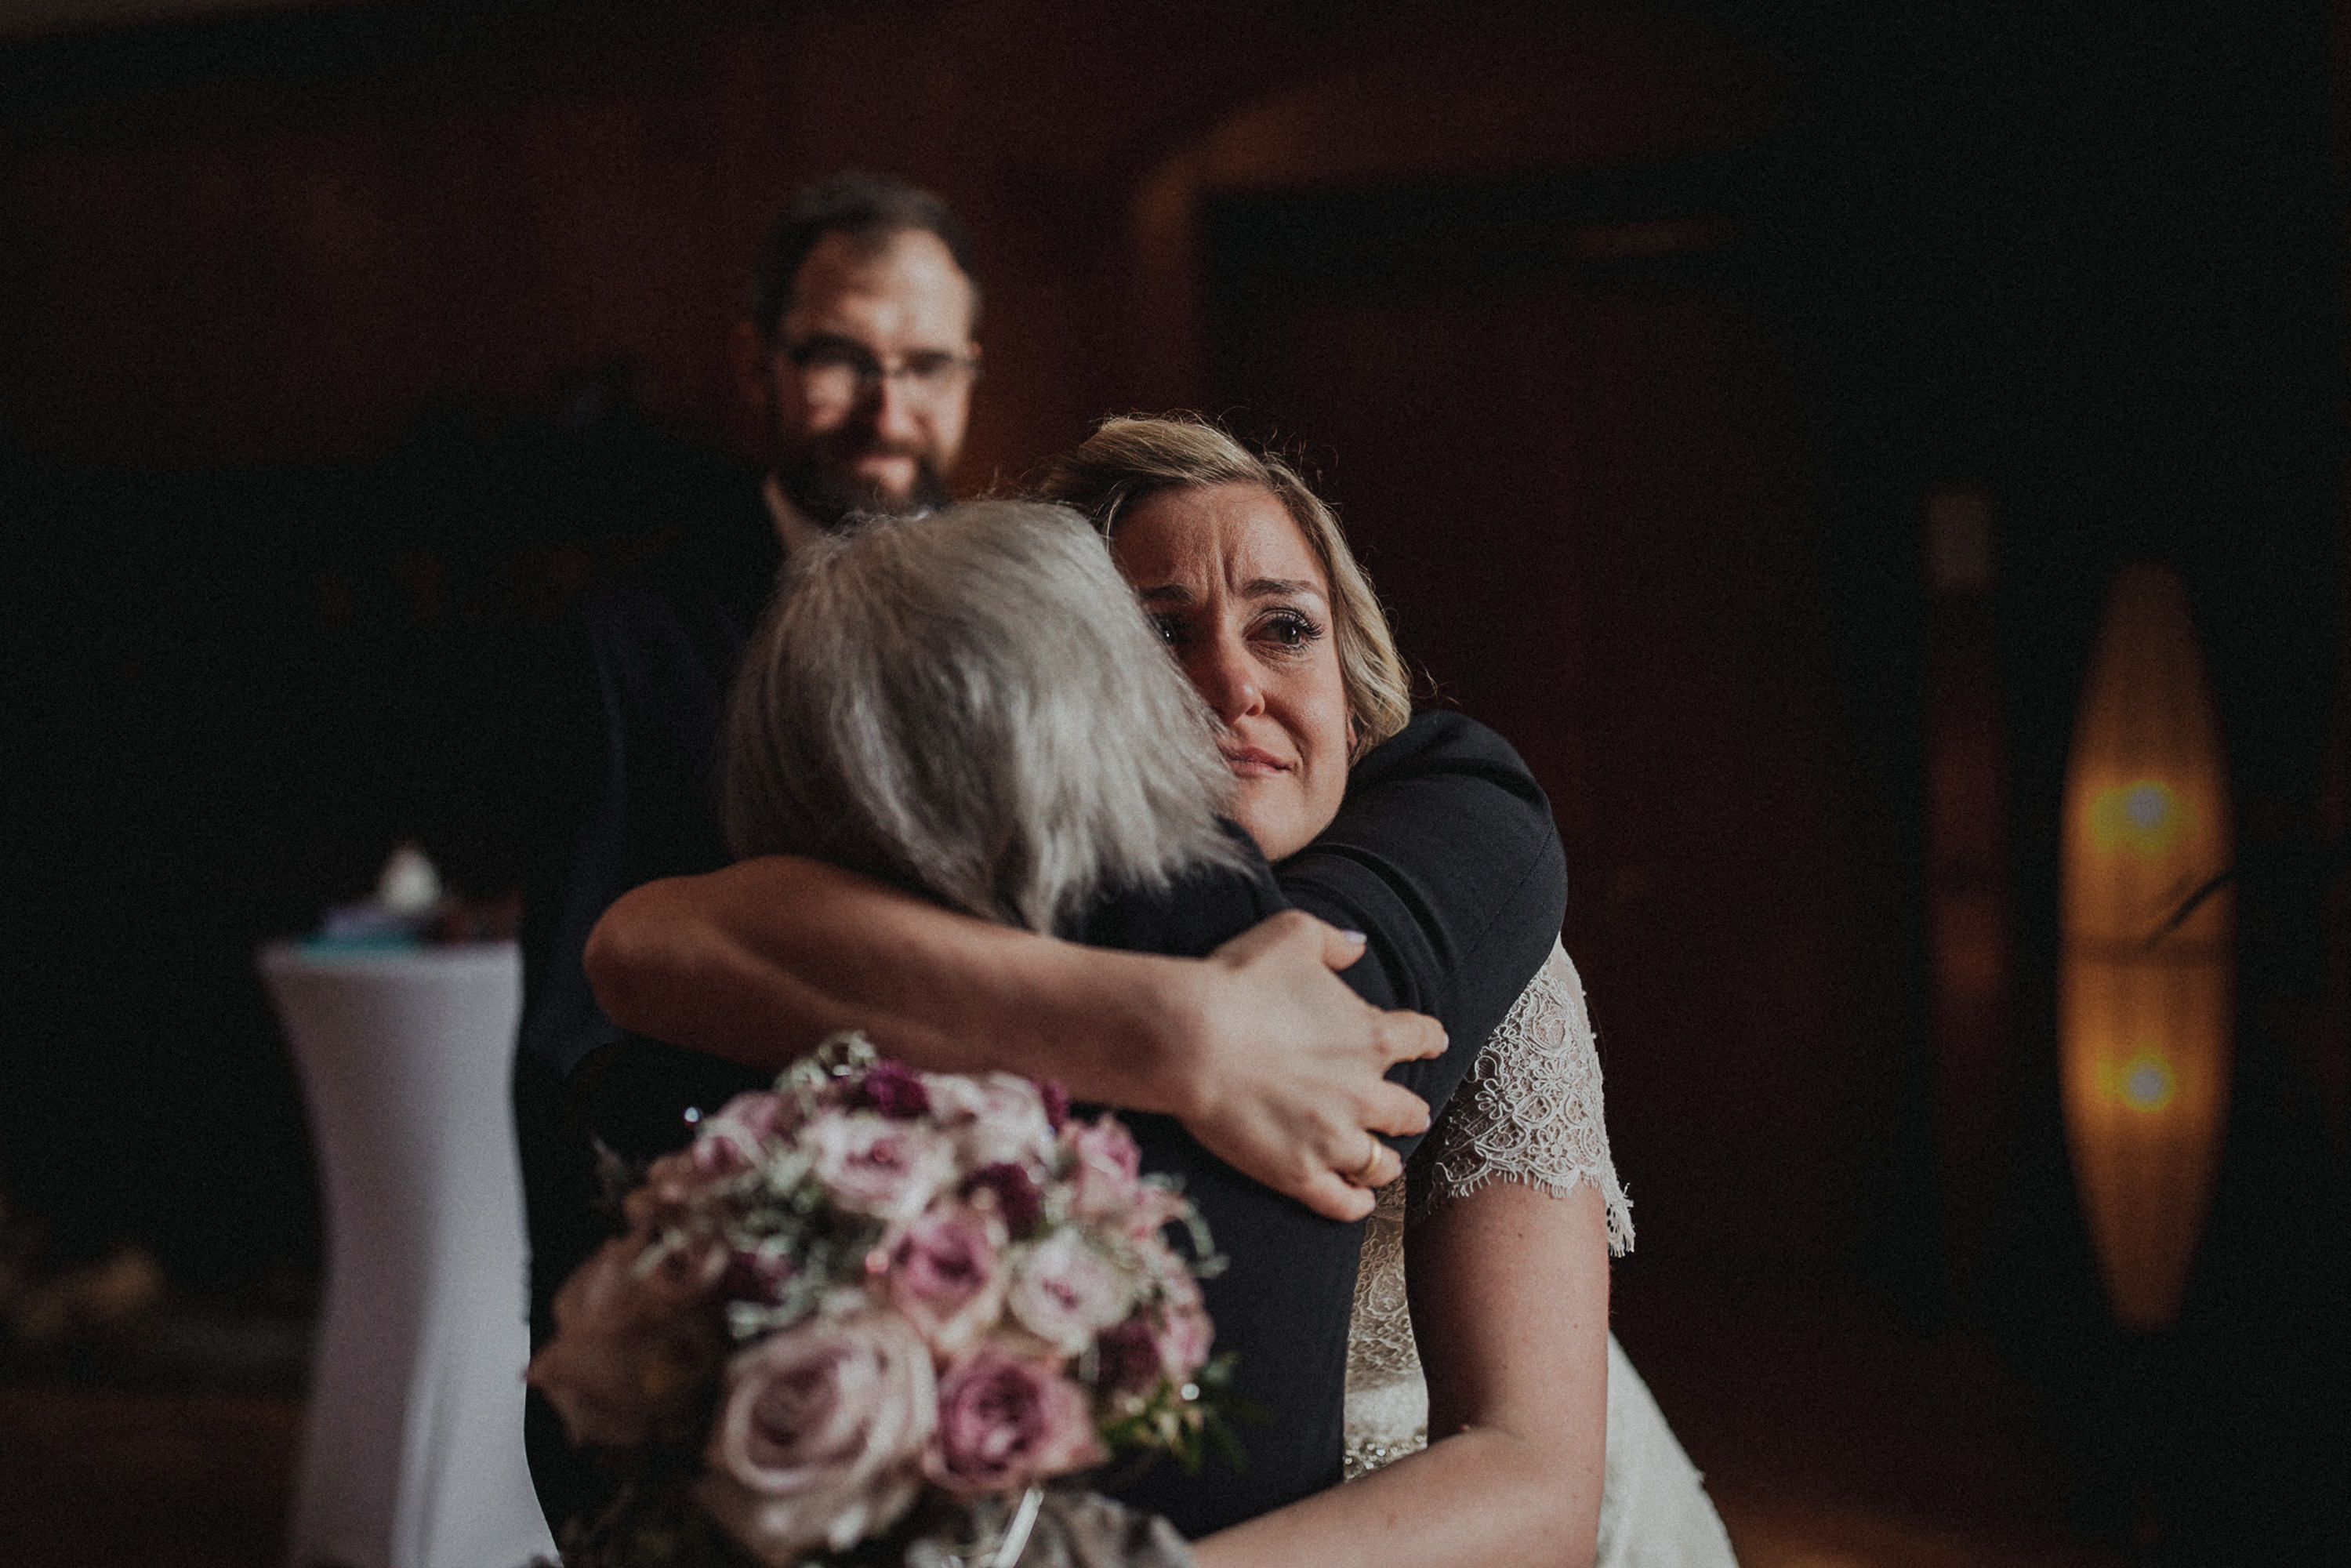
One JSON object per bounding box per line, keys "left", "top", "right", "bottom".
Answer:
{"left": 262, "top": 942, "right": 557, "bottom": 1568}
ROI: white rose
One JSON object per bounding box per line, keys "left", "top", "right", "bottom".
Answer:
{"left": 804, "top": 1110, "right": 957, "bottom": 1225}
{"left": 1006, "top": 1229, "right": 1137, "bottom": 1356}
{"left": 924, "top": 1072, "right": 1058, "bottom": 1170}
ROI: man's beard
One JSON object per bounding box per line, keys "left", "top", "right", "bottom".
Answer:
{"left": 775, "top": 437, "right": 952, "bottom": 531}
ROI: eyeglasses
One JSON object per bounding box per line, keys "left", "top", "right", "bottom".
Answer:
{"left": 781, "top": 334, "right": 979, "bottom": 409}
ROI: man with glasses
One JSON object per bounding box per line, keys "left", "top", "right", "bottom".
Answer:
{"left": 513, "top": 172, "right": 981, "bottom": 1529}
{"left": 731, "top": 174, "right": 981, "bottom": 547}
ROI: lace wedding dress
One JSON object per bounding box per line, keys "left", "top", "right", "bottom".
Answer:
{"left": 1344, "top": 941, "right": 1740, "bottom": 1566}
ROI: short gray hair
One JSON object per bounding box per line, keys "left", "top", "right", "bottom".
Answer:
{"left": 725, "top": 500, "right": 1244, "bottom": 931}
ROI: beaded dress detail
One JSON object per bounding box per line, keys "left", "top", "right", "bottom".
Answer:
{"left": 1341, "top": 940, "right": 1739, "bottom": 1566}
{"left": 1344, "top": 939, "right": 1630, "bottom": 1478}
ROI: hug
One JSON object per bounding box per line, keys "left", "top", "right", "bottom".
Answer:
{"left": 514, "top": 173, "right": 1735, "bottom": 1568}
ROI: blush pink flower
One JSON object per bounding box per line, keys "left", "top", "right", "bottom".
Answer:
{"left": 694, "top": 1312, "right": 938, "bottom": 1564}
{"left": 926, "top": 1345, "right": 1106, "bottom": 1496}
{"left": 804, "top": 1111, "right": 956, "bottom": 1225}
{"left": 1100, "top": 1269, "right": 1213, "bottom": 1392}
{"left": 1096, "top": 1289, "right": 1210, "bottom": 1396}
{"left": 923, "top": 1073, "right": 1057, "bottom": 1169}
{"left": 526, "top": 1233, "right": 729, "bottom": 1447}
{"left": 1062, "top": 1116, "right": 1144, "bottom": 1219}
{"left": 695, "top": 1091, "right": 789, "bottom": 1171}
{"left": 884, "top": 1204, "right": 1009, "bottom": 1354}
{"left": 1152, "top": 1296, "right": 1214, "bottom": 1382}
{"left": 1140, "top": 1267, "right": 1212, "bottom": 1381}
{"left": 1005, "top": 1231, "right": 1136, "bottom": 1355}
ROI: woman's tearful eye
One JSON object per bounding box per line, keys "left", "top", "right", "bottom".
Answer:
{"left": 1256, "top": 610, "right": 1323, "bottom": 653}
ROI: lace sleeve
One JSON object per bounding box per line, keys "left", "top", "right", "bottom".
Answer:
{"left": 1407, "top": 939, "right": 1634, "bottom": 1254}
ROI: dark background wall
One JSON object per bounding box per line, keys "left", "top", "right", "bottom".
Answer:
{"left": 3, "top": 1, "right": 2343, "bottom": 1555}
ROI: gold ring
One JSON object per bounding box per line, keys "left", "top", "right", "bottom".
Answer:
{"left": 1352, "top": 1142, "right": 1386, "bottom": 1186}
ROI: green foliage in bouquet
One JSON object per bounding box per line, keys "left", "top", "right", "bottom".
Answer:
{"left": 1093, "top": 1353, "right": 1255, "bottom": 1478}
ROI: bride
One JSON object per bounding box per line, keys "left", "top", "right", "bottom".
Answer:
{"left": 1033, "top": 418, "right": 1736, "bottom": 1568}
{"left": 592, "top": 419, "right": 1736, "bottom": 1565}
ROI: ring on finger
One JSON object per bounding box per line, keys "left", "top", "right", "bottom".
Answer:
{"left": 1351, "top": 1142, "right": 1387, "bottom": 1186}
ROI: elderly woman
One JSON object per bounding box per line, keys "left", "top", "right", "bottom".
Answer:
{"left": 593, "top": 420, "right": 1734, "bottom": 1565}
{"left": 722, "top": 496, "right": 1248, "bottom": 933}
{"left": 700, "top": 493, "right": 1451, "bottom": 1546}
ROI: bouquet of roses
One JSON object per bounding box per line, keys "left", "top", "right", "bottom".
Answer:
{"left": 528, "top": 1033, "right": 1234, "bottom": 1568}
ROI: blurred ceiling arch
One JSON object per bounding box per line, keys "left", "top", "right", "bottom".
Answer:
{"left": 1121, "top": 7, "right": 1769, "bottom": 408}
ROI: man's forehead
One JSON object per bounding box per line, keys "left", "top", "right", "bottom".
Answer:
{"left": 785, "top": 228, "right": 975, "bottom": 344}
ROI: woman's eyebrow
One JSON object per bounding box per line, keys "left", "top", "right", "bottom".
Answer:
{"left": 1134, "top": 578, "right": 1322, "bottom": 603}
{"left": 1244, "top": 577, "right": 1322, "bottom": 599}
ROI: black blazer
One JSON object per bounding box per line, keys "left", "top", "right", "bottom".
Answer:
{"left": 516, "top": 478, "right": 781, "bottom": 1080}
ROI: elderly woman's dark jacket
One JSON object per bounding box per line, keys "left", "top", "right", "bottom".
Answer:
{"left": 512, "top": 514, "right": 1566, "bottom": 1537}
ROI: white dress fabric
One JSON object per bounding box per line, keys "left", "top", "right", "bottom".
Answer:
{"left": 1342, "top": 941, "right": 1739, "bottom": 1567}
{"left": 262, "top": 942, "right": 558, "bottom": 1568}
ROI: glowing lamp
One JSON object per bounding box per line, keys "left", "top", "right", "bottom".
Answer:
{"left": 2060, "top": 564, "right": 2233, "bottom": 1330}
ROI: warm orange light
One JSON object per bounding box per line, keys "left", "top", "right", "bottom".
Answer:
{"left": 2060, "top": 564, "right": 2233, "bottom": 1330}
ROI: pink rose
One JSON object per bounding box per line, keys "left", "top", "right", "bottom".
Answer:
{"left": 1148, "top": 1267, "right": 1212, "bottom": 1379}
{"left": 885, "top": 1204, "right": 1009, "bottom": 1354}
{"left": 695, "top": 1311, "right": 938, "bottom": 1564}
{"left": 923, "top": 1073, "right": 1057, "bottom": 1169}
{"left": 926, "top": 1345, "right": 1106, "bottom": 1496}
{"left": 1005, "top": 1230, "right": 1136, "bottom": 1355}
{"left": 526, "top": 1234, "right": 729, "bottom": 1447}
{"left": 695, "top": 1091, "right": 789, "bottom": 1170}
{"left": 1062, "top": 1116, "right": 1144, "bottom": 1219}
{"left": 804, "top": 1111, "right": 956, "bottom": 1224}
{"left": 1152, "top": 1296, "right": 1214, "bottom": 1382}
{"left": 1098, "top": 1267, "right": 1212, "bottom": 1393}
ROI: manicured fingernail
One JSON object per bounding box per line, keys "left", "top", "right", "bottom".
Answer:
{"left": 1339, "top": 929, "right": 1367, "bottom": 944}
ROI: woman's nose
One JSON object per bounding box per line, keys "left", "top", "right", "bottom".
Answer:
{"left": 1189, "top": 633, "right": 1264, "bottom": 723}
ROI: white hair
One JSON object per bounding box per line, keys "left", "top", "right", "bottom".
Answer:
{"left": 725, "top": 499, "right": 1245, "bottom": 931}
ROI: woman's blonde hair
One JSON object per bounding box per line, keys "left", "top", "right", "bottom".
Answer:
{"left": 1033, "top": 415, "right": 1412, "bottom": 760}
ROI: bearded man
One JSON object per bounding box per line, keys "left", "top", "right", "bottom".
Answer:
{"left": 734, "top": 176, "right": 978, "bottom": 547}
{"left": 513, "top": 172, "right": 981, "bottom": 1526}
